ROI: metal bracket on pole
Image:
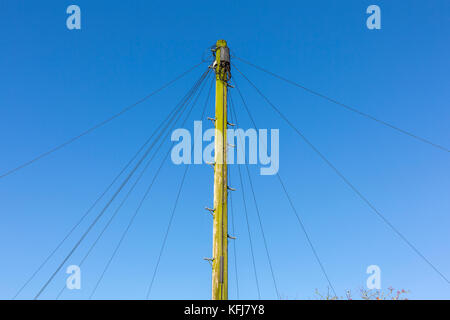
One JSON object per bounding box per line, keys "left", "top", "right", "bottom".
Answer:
{"left": 227, "top": 121, "right": 236, "bottom": 127}
{"left": 207, "top": 117, "right": 216, "bottom": 124}
{"left": 205, "top": 161, "right": 215, "bottom": 169}
{"left": 227, "top": 186, "right": 236, "bottom": 191}
{"left": 205, "top": 207, "right": 215, "bottom": 216}
{"left": 227, "top": 234, "right": 236, "bottom": 240}
{"left": 203, "top": 257, "right": 214, "bottom": 268}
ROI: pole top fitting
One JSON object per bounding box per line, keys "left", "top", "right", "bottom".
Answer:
{"left": 216, "top": 39, "right": 228, "bottom": 48}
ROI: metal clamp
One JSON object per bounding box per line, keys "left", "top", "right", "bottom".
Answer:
{"left": 203, "top": 257, "right": 214, "bottom": 268}
{"left": 205, "top": 207, "right": 215, "bottom": 216}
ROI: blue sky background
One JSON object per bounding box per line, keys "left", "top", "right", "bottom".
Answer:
{"left": 0, "top": 0, "right": 449, "bottom": 300}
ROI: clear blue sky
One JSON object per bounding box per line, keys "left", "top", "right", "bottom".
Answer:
{"left": 1, "top": 1, "right": 449, "bottom": 300}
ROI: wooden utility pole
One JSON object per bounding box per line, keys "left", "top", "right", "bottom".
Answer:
{"left": 211, "top": 39, "right": 230, "bottom": 300}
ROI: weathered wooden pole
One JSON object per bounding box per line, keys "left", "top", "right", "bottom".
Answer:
{"left": 211, "top": 39, "right": 230, "bottom": 300}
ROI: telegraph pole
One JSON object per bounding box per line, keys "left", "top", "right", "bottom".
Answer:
{"left": 211, "top": 39, "right": 231, "bottom": 300}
